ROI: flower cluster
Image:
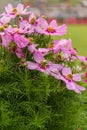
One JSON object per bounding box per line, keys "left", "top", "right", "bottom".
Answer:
{"left": 0, "top": 3, "right": 86, "bottom": 93}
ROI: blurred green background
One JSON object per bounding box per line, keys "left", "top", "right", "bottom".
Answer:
{"left": 64, "top": 25, "right": 87, "bottom": 56}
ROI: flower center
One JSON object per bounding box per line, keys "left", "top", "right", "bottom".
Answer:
{"left": 40, "top": 60, "right": 48, "bottom": 69}
{"left": 29, "top": 37, "right": 34, "bottom": 44}
{"left": 30, "top": 18, "right": 36, "bottom": 25}
{"left": 47, "top": 27, "right": 55, "bottom": 33}
{"left": 12, "top": 8, "right": 18, "bottom": 13}
{"left": 48, "top": 42, "right": 54, "bottom": 48}
{"left": 0, "top": 26, "right": 4, "bottom": 32}
{"left": 4, "top": 23, "right": 9, "bottom": 28}
{"left": 66, "top": 74, "right": 73, "bottom": 81}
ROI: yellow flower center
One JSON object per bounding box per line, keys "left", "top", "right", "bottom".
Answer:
{"left": 4, "top": 23, "right": 9, "bottom": 28}
{"left": 47, "top": 27, "right": 55, "bottom": 33}
{"left": 40, "top": 60, "right": 48, "bottom": 69}
{"left": 48, "top": 43, "right": 54, "bottom": 48}
{"left": 0, "top": 26, "right": 4, "bottom": 31}
{"left": 30, "top": 18, "right": 36, "bottom": 25}
{"left": 12, "top": 8, "right": 18, "bottom": 13}
{"left": 66, "top": 74, "right": 73, "bottom": 80}
{"left": 29, "top": 37, "right": 34, "bottom": 44}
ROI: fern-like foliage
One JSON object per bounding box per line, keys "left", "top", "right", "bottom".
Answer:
{"left": 0, "top": 47, "right": 87, "bottom": 130}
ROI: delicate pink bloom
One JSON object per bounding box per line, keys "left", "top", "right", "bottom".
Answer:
{"left": 0, "top": 16, "right": 11, "bottom": 24}
{"left": 85, "top": 79, "right": 87, "bottom": 83}
{"left": 15, "top": 48, "right": 26, "bottom": 59}
{"left": 4, "top": 3, "right": 29, "bottom": 18}
{"left": 37, "top": 18, "right": 67, "bottom": 36}
{"left": 27, "top": 51, "right": 62, "bottom": 74}
{"left": 28, "top": 44, "right": 37, "bottom": 53}
{"left": 66, "top": 39, "right": 77, "bottom": 55}
{"left": 61, "top": 67, "right": 85, "bottom": 93}
{"left": 53, "top": 39, "right": 68, "bottom": 54}
{"left": 19, "top": 21, "right": 33, "bottom": 34}
{"left": 14, "top": 33, "right": 28, "bottom": 48}
{"left": 1, "top": 32, "right": 13, "bottom": 48}
{"left": 38, "top": 48, "right": 49, "bottom": 56}
{"left": 6, "top": 25, "right": 24, "bottom": 34}
{"left": 28, "top": 13, "right": 37, "bottom": 25}
{"left": 85, "top": 72, "right": 87, "bottom": 77}
{"left": 77, "top": 55, "right": 87, "bottom": 63}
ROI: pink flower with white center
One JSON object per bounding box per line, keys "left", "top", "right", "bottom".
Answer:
{"left": 36, "top": 18, "right": 67, "bottom": 36}
{"left": 14, "top": 33, "right": 28, "bottom": 48}
{"left": 4, "top": 3, "right": 29, "bottom": 18}
{"left": 62, "top": 67, "right": 85, "bottom": 93}
{"left": 27, "top": 51, "right": 62, "bottom": 74}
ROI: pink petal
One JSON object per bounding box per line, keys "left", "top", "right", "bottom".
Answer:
{"left": 37, "top": 17, "right": 48, "bottom": 29}
{"left": 16, "top": 48, "right": 25, "bottom": 59}
{"left": 57, "top": 24, "right": 67, "bottom": 36}
{"left": 28, "top": 44, "right": 37, "bottom": 53}
{"left": 62, "top": 67, "right": 72, "bottom": 76}
{"left": 14, "top": 34, "right": 28, "bottom": 48}
{"left": 73, "top": 83, "right": 85, "bottom": 93}
{"left": 1, "top": 32, "right": 13, "bottom": 48}
{"left": 49, "top": 63, "right": 63, "bottom": 73}
{"left": 34, "top": 51, "right": 44, "bottom": 63}
{"left": 27, "top": 61, "right": 38, "bottom": 70}
{"left": 49, "top": 20, "right": 57, "bottom": 28}
{"left": 66, "top": 82, "right": 75, "bottom": 90}
{"left": 38, "top": 48, "right": 49, "bottom": 56}
{"left": 17, "top": 3, "right": 24, "bottom": 13}
{"left": 5, "top": 4, "right": 12, "bottom": 14}
{"left": 50, "top": 72, "right": 62, "bottom": 80}
{"left": 73, "top": 74, "right": 81, "bottom": 81}
{"left": 77, "top": 55, "right": 87, "bottom": 63}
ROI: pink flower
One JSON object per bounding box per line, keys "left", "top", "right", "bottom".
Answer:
{"left": 85, "top": 72, "right": 87, "bottom": 77}
{"left": 37, "top": 18, "right": 67, "bottom": 36}
{"left": 4, "top": 3, "right": 29, "bottom": 18}
{"left": 77, "top": 55, "right": 87, "bottom": 63}
{"left": 0, "top": 15, "right": 11, "bottom": 24}
{"left": 1, "top": 32, "right": 13, "bottom": 48}
{"left": 27, "top": 51, "right": 62, "bottom": 74}
{"left": 61, "top": 67, "right": 85, "bottom": 93}
{"left": 14, "top": 33, "right": 29, "bottom": 48}
{"left": 15, "top": 48, "right": 26, "bottom": 59}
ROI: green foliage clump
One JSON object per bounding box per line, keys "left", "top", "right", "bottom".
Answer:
{"left": 0, "top": 48, "right": 87, "bottom": 130}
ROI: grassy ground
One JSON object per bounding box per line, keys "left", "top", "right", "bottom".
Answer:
{"left": 64, "top": 25, "right": 87, "bottom": 56}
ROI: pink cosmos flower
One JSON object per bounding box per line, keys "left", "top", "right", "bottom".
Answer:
{"left": 6, "top": 25, "right": 24, "bottom": 34}
{"left": 4, "top": 3, "right": 29, "bottom": 18}
{"left": 14, "top": 33, "right": 29, "bottom": 48}
{"left": 1, "top": 32, "right": 13, "bottom": 49}
{"left": 15, "top": 48, "right": 26, "bottom": 59}
{"left": 0, "top": 16, "right": 11, "bottom": 25}
{"left": 19, "top": 21, "right": 33, "bottom": 34}
{"left": 27, "top": 51, "right": 62, "bottom": 74}
{"left": 36, "top": 18, "right": 67, "bottom": 36}
{"left": 61, "top": 67, "right": 85, "bottom": 93}
{"left": 77, "top": 55, "right": 87, "bottom": 64}
{"left": 28, "top": 44, "right": 37, "bottom": 53}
